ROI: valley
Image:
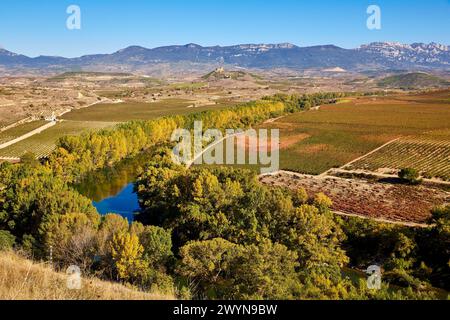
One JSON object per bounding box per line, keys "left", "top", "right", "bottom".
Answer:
{"left": 2, "top": 0, "right": 450, "bottom": 303}
{"left": 1, "top": 55, "right": 449, "bottom": 302}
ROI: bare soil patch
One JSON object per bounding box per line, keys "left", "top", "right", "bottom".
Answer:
{"left": 260, "top": 172, "right": 449, "bottom": 224}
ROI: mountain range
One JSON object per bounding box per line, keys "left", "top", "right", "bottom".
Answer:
{"left": 1, "top": 42, "right": 449, "bottom": 75}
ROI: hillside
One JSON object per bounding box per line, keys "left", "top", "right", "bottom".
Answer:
{"left": 201, "top": 67, "right": 261, "bottom": 81}
{"left": 0, "top": 251, "right": 175, "bottom": 300}
{"left": 49, "top": 71, "right": 135, "bottom": 80}
{"left": 378, "top": 72, "right": 449, "bottom": 89}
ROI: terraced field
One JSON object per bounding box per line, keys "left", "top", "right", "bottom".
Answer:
{"left": 0, "top": 120, "right": 47, "bottom": 145}
{"left": 0, "top": 120, "right": 116, "bottom": 158}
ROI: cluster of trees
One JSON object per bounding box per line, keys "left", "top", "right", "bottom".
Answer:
{"left": 0, "top": 149, "right": 448, "bottom": 299}
{"left": 46, "top": 93, "right": 343, "bottom": 182}
{"left": 0, "top": 159, "right": 178, "bottom": 295}
{"left": 132, "top": 152, "right": 448, "bottom": 299}
{"left": 343, "top": 205, "right": 450, "bottom": 291}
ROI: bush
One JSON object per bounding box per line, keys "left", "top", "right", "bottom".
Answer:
{"left": 398, "top": 168, "right": 422, "bottom": 185}
{"left": 294, "top": 187, "right": 308, "bottom": 205}
{"left": 313, "top": 192, "right": 333, "bottom": 210}
{"left": 0, "top": 230, "right": 15, "bottom": 251}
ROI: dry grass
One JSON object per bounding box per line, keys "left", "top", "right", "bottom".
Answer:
{"left": 0, "top": 251, "right": 175, "bottom": 300}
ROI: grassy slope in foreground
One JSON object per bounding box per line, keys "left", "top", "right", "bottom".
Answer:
{"left": 0, "top": 251, "right": 174, "bottom": 300}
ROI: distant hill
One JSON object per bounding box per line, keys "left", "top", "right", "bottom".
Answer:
{"left": 1, "top": 42, "right": 449, "bottom": 75}
{"left": 201, "top": 67, "right": 261, "bottom": 81}
{"left": 378, "top": 72, "right": 450, "bottom": 89}
{"left": 45, "top": 71, "right": 163, "bottom": 86}
{"left": 50, "top": 71, "right": 135, "bottom": 79}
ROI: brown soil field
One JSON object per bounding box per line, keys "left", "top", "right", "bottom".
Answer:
{"left": 260, "top": 171, "right": 449, "bottom": 224}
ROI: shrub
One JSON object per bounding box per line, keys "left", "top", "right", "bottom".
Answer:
{"left": 110, "top": 232, "right": 148, "bottom": 283}
{"left": 0, "top": 230, "right": 15, "bottom": 251}
{"left": 294, "top": 187, "right": 309, "bottom": 205}
{"left": 398, "top": 168, "right": 422, "bottom": 185}
{"left": 313, "top": 192, "right": 333, "bottom": 210}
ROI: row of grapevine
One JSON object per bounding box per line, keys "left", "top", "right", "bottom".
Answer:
{"left": 346, "top": 137, "right": 450, "bottom": 181}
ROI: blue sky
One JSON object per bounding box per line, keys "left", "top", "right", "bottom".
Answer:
{"left": 0, "top": 0, "right": 449, "bottom": 57}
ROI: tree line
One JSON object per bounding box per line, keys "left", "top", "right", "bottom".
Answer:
{"left": 47, "top": 92, "right": 344, "bottom": 182}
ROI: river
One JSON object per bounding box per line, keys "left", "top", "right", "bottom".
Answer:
{"left": 74, "top": 151, "right": 156, "bottom": 221}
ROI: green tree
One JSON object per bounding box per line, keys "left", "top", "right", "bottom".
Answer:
{"left": 177, "top": 238, "right": 237, "bottom": 297}
{"left": 287, "top": 204, "right": 348, "bottom": 275}
{"left": 0, "top": 164, "right": 97, "bottom": 256}
{"left": 0, "top": 230, "right": 15, "bottom": 251}
{"left": 313, "top": 192, "right": 333, "bottom": 211}
{"left": 110, "top": 231, "right": 148, "bottom": 283}
{"left": 20, "top": 152, "right": 38, "bottom": 167}
{"left": 138, "top": 225, "right": 173, "bottom": 268}
{"left": 177, "top": 238, "right": 302, "bottom": 299}
{"left": 294, "top": 187, "right": 308, "bottom": 206}
{"left": 399, "top": 168, "right": 422, "bottom": 185}
{"left": 229, "top": 239, "right": 301, "bottom": 299}
{"left": 45, "top": 212, "right": 100, "bottom": 271}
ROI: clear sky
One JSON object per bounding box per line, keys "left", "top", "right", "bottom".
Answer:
{"left": 0, "top": 0, "right": 449, "bottom": 57}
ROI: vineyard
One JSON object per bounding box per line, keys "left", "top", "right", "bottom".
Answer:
{"left": 0, "top": 120, "right": 116, "bottom": 159}
{"left": 257, "top": 91, "right": 450, "bottom": 175}
{"left": 0, "top": 120, "right": 47, "bottom": 145}
{"left": 60, "top": 99, "right": 218, "bottom": 122}
{"left": 345, "top": 134, "right": 450, "bottom": 181}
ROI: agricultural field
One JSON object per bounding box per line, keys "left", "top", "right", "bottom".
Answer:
{"left": 258, "top": 90, "right": 450, "bottom": 175}
{"left": 0, "top": 120, "right": 116, "bottom": 159}
{"left": 260, "top": 172, "right": 450, "bottom": 224}
{"left": 0, "top": 97, "right": 238, "bottom": 159}
{"left": 0, "top": 120, "right": 47, "bottom": 145}
{"left": 61, "top": 99, "right": 228, "bottom": 122}
{"left": 345, "top": 133, "right": 450, "bottom": 181}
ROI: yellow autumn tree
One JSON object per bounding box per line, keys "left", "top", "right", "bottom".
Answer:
{"left": 110, "top": 231, "right": 148, "bottom": 283}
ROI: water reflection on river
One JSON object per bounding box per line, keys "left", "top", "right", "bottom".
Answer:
{"left": 75, "top": 151, "right": 156, "bottom": 221}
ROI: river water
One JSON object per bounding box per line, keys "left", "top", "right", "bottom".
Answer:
{"left": 74, "top": 151, "right": 156, "bottom": 221}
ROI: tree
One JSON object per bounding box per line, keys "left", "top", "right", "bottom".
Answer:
{"left": 95, "top": 214, "right": 130, "bottom": 277}
{"left": 0, "top": 164, "right": 97, "bottom": 256}
{"left": 138, "top": 225, "right": 173, "bottom": 268}
{"left": 417, "top": 205, "right": 450, "bottom": 289}
{"left": 294, "top": 187, "right": 308, "bottom": 206}
{"left": 229, "top": 239, "right": 301, "bottom": 299}
{"left": 287, "top": 204, "right": 348, "bottom": 275}
{"left": 313, "top": 192, "right": 333, "bottom": 211}
{"left": 45, "top": 212, "right": 100, "bottom": 271}
{"left": 20, "top": 152, "right": 38, "bottom": 167}
{"left": 177, "top": 238, "right": 302, "bottom": 299}
{"left": 0, "top": 230, "right": 15, "bottom": 251}
{"left": 177, "top": 238, "right": 237, "bottom": 297}
{"left": 110, "top": 231, "right": 148, "bottom": 283}
{"left": 399, "top": 168, "right": 422, "bottom": 185}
